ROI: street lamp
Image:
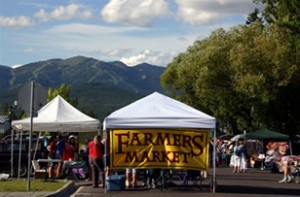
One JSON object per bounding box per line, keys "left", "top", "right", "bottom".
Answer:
{"left": 9, "top": 101, "right": 23, "bottom": 121}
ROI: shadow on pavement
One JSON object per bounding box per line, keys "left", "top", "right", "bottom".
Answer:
{"left": 217, "top": 185, "right": 300, "bottom": 196}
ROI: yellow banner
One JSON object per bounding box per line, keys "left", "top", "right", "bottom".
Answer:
{"left": 110, "top": 129, "right": 210, "bottom": 170}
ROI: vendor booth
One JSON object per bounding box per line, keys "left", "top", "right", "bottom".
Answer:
{"left": 10, "top": 95, "right": 100, "bottom": 181}
{"left": 103, "top": 92, "right": 216, "bottom": 192}
{"left": 245, "top": 129, "right": 291, "bottom": 171}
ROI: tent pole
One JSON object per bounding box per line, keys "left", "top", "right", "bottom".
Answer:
{"left": 261, "top": 139, "right": 264, "bottom": 170}
{"left": 212, "top": 128, "right": 216, "bottom": 193}
{"left": 10, "top": 129, "right": 14, "bottom": 178}
{"left": 289, "top": 140, "right": 293, "bottom": 155}
{"left": 18, "top": 131, "right": 23, "bottom": 179}
{"left": 33, "top": 131, "right": 42, "bottom": 160}
{"left": 27, "top": 81, "right": 34, "bottom": 191}
{"left": 104, "top": 130, "right": 108, "bottom": 194}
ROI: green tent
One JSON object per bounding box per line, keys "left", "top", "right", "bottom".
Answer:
{"left": 246, "top": 128, "right": 289, "bottom": 140}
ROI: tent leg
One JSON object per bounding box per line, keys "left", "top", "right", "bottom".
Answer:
{"left": 212, "top": 129, "right": 216, "bottom": 193}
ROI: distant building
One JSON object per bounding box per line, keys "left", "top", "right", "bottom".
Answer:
{"left": 0, "top": 115, "right": 10, "bottom": 134}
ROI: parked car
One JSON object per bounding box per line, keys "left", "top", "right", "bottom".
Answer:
{"left": 1, "top": 133, "right": 38, "bottom": 141}
{"left": 0, "top": 137, "right": 48, "bottom": 177}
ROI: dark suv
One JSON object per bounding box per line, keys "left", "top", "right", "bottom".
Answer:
{"left": 0, "top": 137, "right": 48, "bottom": 177}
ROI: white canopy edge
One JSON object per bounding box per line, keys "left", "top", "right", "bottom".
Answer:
{"left": 104, "top": 92, "right": 215, "bottom": 130}
{"left": 12, "top": 95, "right": 100, "bottom": 132}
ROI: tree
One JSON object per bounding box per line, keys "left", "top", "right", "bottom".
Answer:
{"left": 254, "top": 0, "right": 300, "bottom": 134}
{"left": 246, "top": 8, "right": 263, "bottom": 25}
{"left": 162, "top": 28, "right": 246, "bottom": 133}
{"left": 161, "top": 21, "right": 300, "bottom": 135}
{"left": 254, "top": 0, "right": 300, "bottom": 34}
{"left": 48, "top": 83, "right": 78, "bottom": 107}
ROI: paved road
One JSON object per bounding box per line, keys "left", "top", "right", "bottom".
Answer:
{"left": 71, "top": 167, "right": 300, "bottom": 197}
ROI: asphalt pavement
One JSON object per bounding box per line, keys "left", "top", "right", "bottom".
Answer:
{"left": 1, "top": 166, "right": 299, "bottom": 197}
{"left": 71, "top": 167, "right": 300, "bottom": 197}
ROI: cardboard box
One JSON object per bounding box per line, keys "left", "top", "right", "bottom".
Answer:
{"left": 106, "top": 175, "right": 125, "bottom": 191}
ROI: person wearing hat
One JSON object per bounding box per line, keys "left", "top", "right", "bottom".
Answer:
{"left": 62, "top": 135, "right": 78, "bottom": 161}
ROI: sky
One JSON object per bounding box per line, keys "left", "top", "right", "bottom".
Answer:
{"left": 0, "top": 0, "right": 261, "bottom": 68}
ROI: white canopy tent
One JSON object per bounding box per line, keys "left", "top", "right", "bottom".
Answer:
{"left": 103, "top": 92, "right": 217, "bottom": 192}
{"left": 10, "top": 94, "right": 99, "bottom": 189}
{"left": 12, "top": 95, "right": 100, "bottom": 132}
{"left": 104, "top": 92, "right": 215, "bottom": 130}
{"left": 230, "top": 134, "right": 246, "bottom": 142}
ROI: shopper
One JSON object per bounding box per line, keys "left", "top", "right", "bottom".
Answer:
{"left": 88, "top": 135, "right": 104, "bottom": 188}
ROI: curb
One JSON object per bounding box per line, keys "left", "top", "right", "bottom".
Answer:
{"left": 70, "top": 186, "right": 85, "bottom": 197}
{"left": 44, "top": 181, "right": 76, "bottom": 197}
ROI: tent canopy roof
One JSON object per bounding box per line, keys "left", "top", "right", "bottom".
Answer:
{"left": 246, "top": 128, "right": 289, "bottom": 140}
{"left": 104, "top": 92, "right": 216, "bottom": 130}
{"left": 12, "top": 95, "right": 100, "bottom": 132}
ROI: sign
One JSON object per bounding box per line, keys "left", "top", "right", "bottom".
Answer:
{"left": 18, "top": 82, "right": 47, "bottom": 117}
{"left": 110, "top": 129, "right": 210, "bottom": 170}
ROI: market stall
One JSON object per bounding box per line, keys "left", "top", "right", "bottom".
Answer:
{"left": 103, "top": 92, "right": 216, "bottom": 192}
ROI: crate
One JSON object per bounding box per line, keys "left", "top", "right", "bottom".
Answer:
{"left": 34, "top": 171, "right": 47, "bottom": 179}
{"left": 106, "top": 175, "right": 125, "bottom": 191}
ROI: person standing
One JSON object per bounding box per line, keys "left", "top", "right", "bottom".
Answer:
{"left": 125, "top": 168, "right": 137, "bottom": 188}
{"left": 231, "top": 141, "right": 240, "bottom": 173}
{"left": 63, "top": 135, "right": 77, "bottom": 161}
{"left": 56, "top": 134, "right": 65, "bottom": 159}
{"left": 88, "top": 135, "right": 104, "bottom": 188}
{"left": 56, "top": 134, "right": 66, "bottom": 177}
{"left": 101, "top": 134, "right": 111, "bottom": 177}
{"left": 47, "top": 136, "right": 58, "bottom": 178}
{"left": 238, "top": 140, "right": 247, "bottom": 172}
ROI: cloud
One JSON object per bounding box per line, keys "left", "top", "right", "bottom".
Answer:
{"left": 0, "top": 16, "right": 34, "bottom": 28}
{"left": 0, "top": 3, "right": 94, "bottom": 28}
{"left": 44, "top": 23, "right": 143, "bottom": 36}
{"left": 9, "top": 22, "right": 205, "bottom": 67}
{"left": 120, "top": 50, "right": 175, "bottom": 67}
{"left": 34, "top": 3, "right": 93, "bottom": 22}
{"left": 101, "top": 0, "right": 170, "bottom": 27}
{"left": 24, "top": 48, "right": 34, "bottom": 53}
{"left": 106, "top": 48, "right": 132, "bottom": 57}
{"left": 175, "top": 0, "right": 257, "bottom": 25}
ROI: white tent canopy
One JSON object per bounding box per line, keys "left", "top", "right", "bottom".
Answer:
{"left": 12, "top": 95, "right": 100, "bottom": 132}
{"left": 104, "top": 91, "right": 216, "bottom": 130}
{"left": 230, "top": 134, "right": 245, "bottom": 142}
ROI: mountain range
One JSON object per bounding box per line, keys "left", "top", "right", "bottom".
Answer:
{"left": 0, "top": 56, "right": 166, "bottom": 121}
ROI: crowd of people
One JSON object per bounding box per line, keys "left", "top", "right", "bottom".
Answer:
{"left": 212, "top": 138, "right": 247, "bottom": 173}
{"left": 43, "top": 132, "right": 300, "bottom": 190}
{"left": 44, "top": 133, "right": 110, "bottom": 189}
{"left": 46, "top": 134, "right": 80, "bottom": 179}
{"left": 213, "top": 137, "right": 300, "bottom": 184}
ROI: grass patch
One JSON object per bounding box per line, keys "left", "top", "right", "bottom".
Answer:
{"left": 0, "top": 179, "right": 69, "bottom": 192}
